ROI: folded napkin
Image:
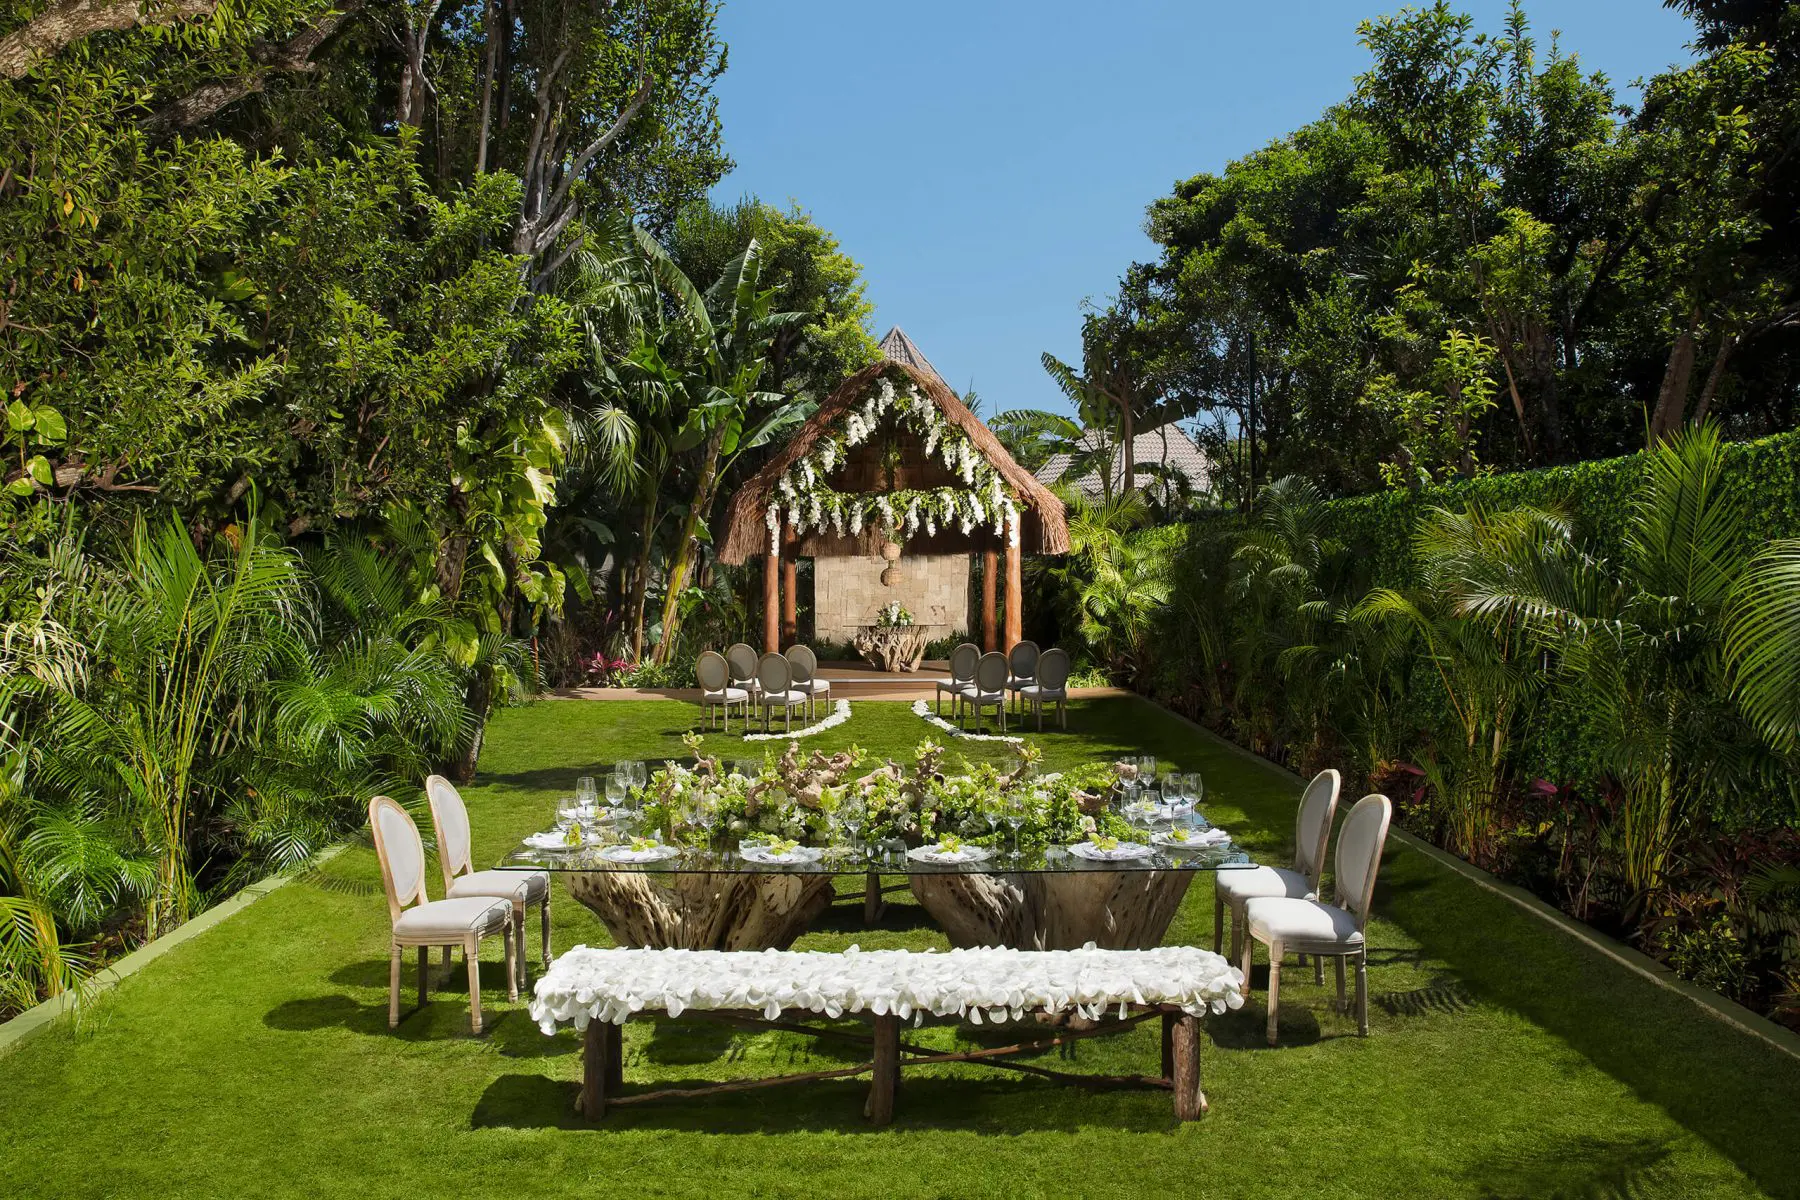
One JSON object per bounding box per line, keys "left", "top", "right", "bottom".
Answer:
{"left": 524, "top": 831, "right": 583, "bottom": 850}
{"left": 1157, "top": 826, "right": 1230, "bottom": 849}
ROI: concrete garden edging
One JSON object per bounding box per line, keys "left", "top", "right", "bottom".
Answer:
{"left": 0, "top": 843, "right": 349, "bottom": 1057}
{"left": 1140, "top": 694, "right": 1800, "bottom": 1066}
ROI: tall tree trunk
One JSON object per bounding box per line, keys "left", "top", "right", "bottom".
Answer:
{"left": 626, "top": 488, "right": 659, "bottom": 660}
{"left": 1119, "top": 400, "right": 1135, "bottom": 497}
{"left": 1487, "top": 322, "right": 1539, "bottom": 464}
{"left": 652, "top": 427, "right": 725, "bottom": 665}
{"left": 1650, "top": 311, "right": 1700, "bottom": 444}
{"left": 475, "top": 0, "right": 498, "bottom": 172}
{"left": 1692, "top": 332, "right": 1738, "bottom": 426}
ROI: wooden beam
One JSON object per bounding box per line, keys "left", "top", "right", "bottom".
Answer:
{"left": 1003, "top": 536, "right": 1022, "bottom": 650}
{"left": 780, "top": 534, "right": 798, "bottom": 646}
{"left": 981, "top": 547, "right": 999, "bottom": 652}
{"left": 763, "top": 548, "right": 780, "bottom": 654}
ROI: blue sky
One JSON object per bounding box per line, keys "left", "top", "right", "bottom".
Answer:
{"left": 709, "top": 1, "right": 1697, "bottom": 418}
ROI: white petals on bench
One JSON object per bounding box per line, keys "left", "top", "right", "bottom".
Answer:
{"left": 530, "top": 943, "right": 1245, "bottom": 1032}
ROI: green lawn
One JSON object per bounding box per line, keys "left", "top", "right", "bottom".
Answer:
{"left": 3, "top": 697, "right": 1797, "bottom": 1199}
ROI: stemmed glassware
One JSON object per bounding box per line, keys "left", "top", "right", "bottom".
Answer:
{"left": 576, "top": 775, "right": 598, "bottom": 809}
{"left": 1004, "top": 795, "right": 1027, "bottom": 861}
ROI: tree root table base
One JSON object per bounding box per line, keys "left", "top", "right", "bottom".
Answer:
{"left": 909, "top": 869, "right": 1196, "bottom": 949}
{"left": 577, "top": 1006, "right": 1208, "bottom": 1125}
{"left": 565, "top": 871, "right": 837, "bottom": 950}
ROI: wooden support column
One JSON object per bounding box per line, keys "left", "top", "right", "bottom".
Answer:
{"left": 780, "top": 534, "right": 798, "bottom": 647}
{"left": 582, "top": 1018, "right": 622, "bottom": 1121}
{"left": 981, "top": 546, "right": 999, "bottom": 652}
{"left": 763, "top": 547, "right": 780, "bottom": 654}
{"left": 1003, "top": 533, "right": 1022, "bottom": 651}
{"left": 865, "top": 1014, "right": 900, "bottom": 1126}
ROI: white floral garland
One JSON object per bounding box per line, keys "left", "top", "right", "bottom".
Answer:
{"left": 911, "top": 699, "right": 1023, "bottom": 744}
{"left": 743, "top": 699, "right": 852, "bottom": 742}
{"left": 766, "top": 373, "right": 1022, "bottom": 553}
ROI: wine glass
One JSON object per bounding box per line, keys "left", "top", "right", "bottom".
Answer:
{"left": 604, "top": 773, "right": 627, "bottom": 812}
{"left": 576, "top": 775, "right": 597, "bottom": 807}
{"left": 842, "top": 802, "right": 866, "bottom": 858}
{"left": 1004, "top": 796, "right": 1027, "bottom": 861}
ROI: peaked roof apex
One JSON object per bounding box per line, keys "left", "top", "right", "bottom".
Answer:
{"left": 877, "top": 326, "right": 948, "bottom": 391}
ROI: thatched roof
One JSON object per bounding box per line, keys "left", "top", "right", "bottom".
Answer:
{"left": 718, "top": 358, "right": 1070, "bottom": 564}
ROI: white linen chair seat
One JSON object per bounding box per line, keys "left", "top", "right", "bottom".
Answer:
{"left": 1244, "top": 896, "right": 1363, "bottom": 951}
{"left": 759, "top": 689, "right": 808, "bottom": 707}
{"left": 961, "top": 688, "right": 1005, "bottom": 704}
{"left": 1215, "top": 865, "right": 1313, "bottom": 905}
{"left": 797, "top": 679, "right": 830, "bottom": 694}
{"left": 394, "top": 896, "right": 512, "bottom": 940}
{"left": 715, "top": 685, "right": 751, "bottom": 702}
{"left": 1016, "top": 684, "right": 1065, "bottom": 701}
{"left": 449, "top": 869, "right": 549, "bottom": 907}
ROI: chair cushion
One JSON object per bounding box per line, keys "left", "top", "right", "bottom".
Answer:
{"left": 964, "top": 690, "right": 1004, "bottom": 704}
{"left": 703, "top": 687, "right": 750, "bottom": 703}
{"left": 759, "top": 690, "right": 806, "bottom": 707}
{"left": 1244, "top": 897, "right": 1363, "bottom": 950}
{"left": 1017, "top": 684, "right": 1066, "bottom": 700}
{"left": 800, "top": 679, "right": 830, "bottom": 694}
{"left": 449, "top": 869, "right": 548, "bottom": 906}
{"left": 1216, "top": 865, "right": 1313, "bottom": 904}
{"left": 394, "top": 896, "right": 510, "bottom": 939}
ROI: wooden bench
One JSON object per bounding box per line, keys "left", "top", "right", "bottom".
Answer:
{"left": 528, "top": 943, "right": 1245, "bottom": 1125}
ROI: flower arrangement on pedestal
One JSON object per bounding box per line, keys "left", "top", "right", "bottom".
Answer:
{"left": 876, "top": 601, "right": 913, "bottom": 628}
{"left": 765, "top": 366, "right": 1022, "bottom": 554}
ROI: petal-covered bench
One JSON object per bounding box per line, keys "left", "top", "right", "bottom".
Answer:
{"left": 529, "top": 943, "right": 1244, "bottom": 1124}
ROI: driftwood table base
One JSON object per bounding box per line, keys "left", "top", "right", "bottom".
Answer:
{"left": 576, "top": 1006, "right": 1208, "bottom": 1125}
{"left": 565, "top": 871, "right": 836, "bottom": 950}
{"left": 909, "top": 869, "right": 1197, "bottom": 950}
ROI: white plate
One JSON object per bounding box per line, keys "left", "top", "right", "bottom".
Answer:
{"left": 597, "top": 844, "right": 680, "bottom": 864}
{"left": 524, "top": 831, "right": 596, "bottom": 850}
{"left": 1152, "top": 828, "right": 1230, "bottom": 851}
{"left": 1067, "top": 840, "right": 1154, "bottom": 862}
{"left": 906, "top": 843, "right": 993, "bottom": 864}
{"left": 740, "top": 845, "right": 825, "bottom": 865}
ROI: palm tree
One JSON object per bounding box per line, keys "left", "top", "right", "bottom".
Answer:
{"left": 1042, "top": 487, "right": 1171, "bottom": 678}
{"left": 1422, "top": 424, "right": 1800, "bottom": 900}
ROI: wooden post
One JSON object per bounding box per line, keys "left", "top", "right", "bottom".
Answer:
{"left": 582, "top": 1019, "right": 622, "bottom": 1120}
{"left": 1003, "top": 535, "right": 1022, "bottom": 651}
{"left": 762, "top": 548, "right": 780, "bottom": 654}
{"left": 1170, "top": 1014, "right": 1206, "bottom": 1120}
{"left": 981, "top": 547, "right": 998, "bottom": 652}
{"left": 780, "top": 535, "right": 798, "bottom": 646}
{"left": 866, "top": 1014, "right": 900, "bottom": 1125}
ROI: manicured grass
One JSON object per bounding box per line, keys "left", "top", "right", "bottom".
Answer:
{"left": 2, "top": 697, "right": 1797, "bottom": 1199}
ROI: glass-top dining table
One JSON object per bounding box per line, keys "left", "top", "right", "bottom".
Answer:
{"left": 501, "top": 836, "right": 1257, "bottom": 952}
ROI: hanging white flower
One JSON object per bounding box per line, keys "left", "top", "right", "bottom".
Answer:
{"left": 787, "top": 502, "right": 802, "bottom": 530}
{"left": 808, "top": 495, "right": 822, "bottom": 529}
{"left": 766, "top": 505, "right": 781, "bottom": 554}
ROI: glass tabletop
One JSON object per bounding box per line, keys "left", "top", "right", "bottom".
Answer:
{"left": 500, "top": 839, "right": 1255, "bottom": 876}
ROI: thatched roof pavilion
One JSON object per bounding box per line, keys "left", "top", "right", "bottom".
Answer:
{"left": 719, "top": 333, "right": 1068, "bottom": 654}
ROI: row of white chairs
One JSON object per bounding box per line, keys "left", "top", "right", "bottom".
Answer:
{"left": 933, "top": 641, "right": 1070, "bottom": 732}
{"left": 697, "top": 644, "right": 831, "bottom": 733}
{"left": 1216, "top": 769, "right": 1394, "bottom": 1045}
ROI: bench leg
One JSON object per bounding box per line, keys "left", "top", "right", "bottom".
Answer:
{"left": 863, "top": 870, "right": 884, "bottom": 925}
{"left": 865, "top": 1014, "right": 900, "bottom": 1126}
{"left": 582, "top": 1019, "right": 622, "bottom": 1120}
{"left": 1170, "top": 1013, "right": 1206, "bottom": 1120}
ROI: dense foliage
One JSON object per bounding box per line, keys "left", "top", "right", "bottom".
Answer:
{"left": 0, "top": 0, "right": 882, "bottom": 1012}
{"left": 1038, "top": 427, "right": 1800, "bottom": 1023}
{"left": 1031, "top": 1, "right": 1800, "bottom": 504}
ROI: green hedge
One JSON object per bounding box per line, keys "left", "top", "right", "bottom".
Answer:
{"left": 1132, "top": 430, "right": 1800, "bottom": 793}
{"left": 1322, "top": 430, "right": 1800, "bottom": 588}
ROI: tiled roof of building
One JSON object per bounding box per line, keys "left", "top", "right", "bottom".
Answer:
{"left": 1037, "top": 424, "right": 1211, "bottom": 501}
{"left": 877, "top": 326, "right": 949, "bottom": 392}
